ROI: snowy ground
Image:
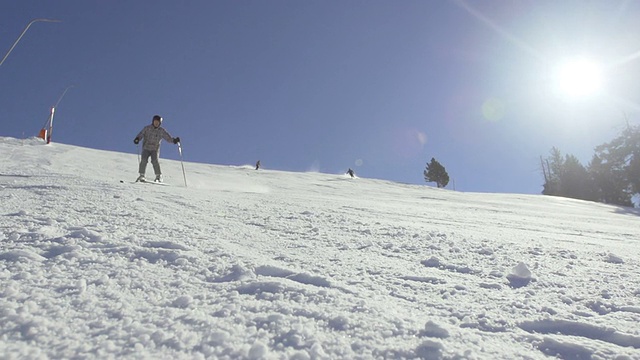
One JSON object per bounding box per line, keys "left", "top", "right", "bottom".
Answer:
{"left": 1, "top": 136, "right": 640, "bottom": 359}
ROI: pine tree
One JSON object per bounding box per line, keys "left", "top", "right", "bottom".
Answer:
{"left": 589, "top": 124, "right": 640, "bottom": 206}
{"left": 424, "top": 158, "right": 450, "bottom": 188}
{"left": 588, "top": 154, "right": 624, "bottom": 205}
{"left": 542, "top": 148, "right": 597, "bottom": 202}
{"left": 542, "top": 147, "right": 563, "bottom": 196}
{"left": 561, "top": 154, "right": 596, "bottom": 201}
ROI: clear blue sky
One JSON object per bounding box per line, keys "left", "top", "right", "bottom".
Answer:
{"left": 3, "top": 1, "right": 640, "bottom": 193}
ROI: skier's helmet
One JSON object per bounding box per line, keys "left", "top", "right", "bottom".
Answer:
{"left": 152, "top": 115, "right": 162, "bottom": 125}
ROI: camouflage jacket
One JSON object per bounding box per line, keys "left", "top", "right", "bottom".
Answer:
{"left": 136, "top": 125, "right": 174, "bottom": 151}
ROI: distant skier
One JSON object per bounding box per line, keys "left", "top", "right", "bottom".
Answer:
{"left": 133, "top": 115, "right": 180, "bottom": 183}
{"left": 255, "top": 160, "right": 261, "bottom": 170}
{"left": 347, "top": 168, "right": 355, "bottom": 178}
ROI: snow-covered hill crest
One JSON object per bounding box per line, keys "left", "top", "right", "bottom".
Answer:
{"left": 1, "top": 137, "right": 640, "bottom": 359}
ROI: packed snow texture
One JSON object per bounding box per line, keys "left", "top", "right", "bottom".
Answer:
{"left": 1, "top": 137, "right": 640, "bottom": 359}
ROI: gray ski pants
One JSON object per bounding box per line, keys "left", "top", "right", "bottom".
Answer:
{"left": 139, "top": 148, "right": 162, "bottom": 176}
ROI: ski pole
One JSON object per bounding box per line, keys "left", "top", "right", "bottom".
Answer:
{"left": 136, "top": 143, "right": 141, "bottom": 165}
{"left": 177, "top": 142, "right": 187, "bottom": 188}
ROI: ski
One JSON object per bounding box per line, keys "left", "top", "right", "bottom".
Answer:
{"left": 142, "top": 181, "right": 169, "bottom": 186}
{"left": 120, "top": 180, "right": 170, "bottom": 186}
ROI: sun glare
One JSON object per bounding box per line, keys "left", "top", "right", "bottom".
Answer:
{"left": 553, "top": 57, "right": 604, "bottom": 99}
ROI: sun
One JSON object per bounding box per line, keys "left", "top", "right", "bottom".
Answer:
{"left": 553, "top": 57, "right": 604, "bottom": 99}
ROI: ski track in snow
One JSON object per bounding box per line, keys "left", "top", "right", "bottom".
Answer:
{"left": 1, "top": 137, "right": 640, "bottom": 359}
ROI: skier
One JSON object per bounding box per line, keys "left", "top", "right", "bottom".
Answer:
{"left": 255, "top": 160, "right": 261, "bottom": 170}
{"left": 133, "top": 115, "right": 180, "bottom": 182}
{"left": 347, "top": 168, "right": 355, "bottom": 178}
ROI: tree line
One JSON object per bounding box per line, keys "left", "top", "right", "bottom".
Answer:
{"left": 422, "top": 123, "right": 640, "bottom": 207}
{"left": 541, "top": 123, "right": 640, "bottom": 207}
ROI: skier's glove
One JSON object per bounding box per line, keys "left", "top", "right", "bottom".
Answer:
{"left": 133, "top": 137, "right": 139, "bottom": 144}
{"left": 173, "top": 137, "right": 180, "bottom": 144}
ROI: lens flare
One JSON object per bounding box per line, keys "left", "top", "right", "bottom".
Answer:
{"left": 416, "top": 131, "right": 427, "bottom": 145}
{"left": 391, "top": 129, "right": 428, "bottom": 159}
{"left": 482, "top": 97, "right": 506, "bottom": 122}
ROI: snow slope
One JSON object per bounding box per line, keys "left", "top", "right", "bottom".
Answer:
{"left": 1, "top": 136, "right": 640, "bottom": 359}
